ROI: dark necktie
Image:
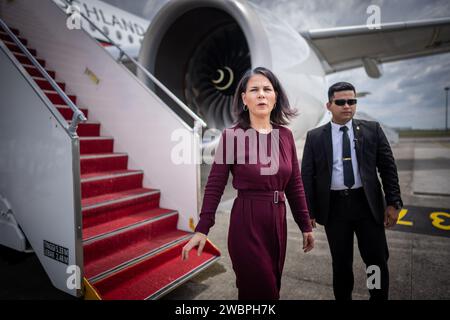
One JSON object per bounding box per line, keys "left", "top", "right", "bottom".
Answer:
{"left": 340, "top": 126, "right": 355, "bottom": 189}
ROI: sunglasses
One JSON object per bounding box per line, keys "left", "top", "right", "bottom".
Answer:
{"left": 333, "top": 99, "right": 357, "bottom": 106}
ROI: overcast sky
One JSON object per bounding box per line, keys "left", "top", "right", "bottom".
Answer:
{"left": 103, "top": 0, "right": 450, "bottom": 129}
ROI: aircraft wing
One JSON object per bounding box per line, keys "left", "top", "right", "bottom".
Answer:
{"left": 300, "top": 17, "right": 450, "bottom": 78}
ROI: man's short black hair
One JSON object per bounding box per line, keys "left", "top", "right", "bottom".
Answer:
{"left": 328, "top": 82, "right": 356, "bottom": 102}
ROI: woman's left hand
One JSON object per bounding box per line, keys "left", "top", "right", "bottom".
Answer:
{"left": 302, "top": 232, "right": 314, "bottom": 253}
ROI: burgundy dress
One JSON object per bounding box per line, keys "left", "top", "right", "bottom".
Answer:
{"left": 195, "top": 123, "right": 312, "bottom": 300}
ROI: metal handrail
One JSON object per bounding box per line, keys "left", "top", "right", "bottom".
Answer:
{"left": 62, "top": 0, "right": 207, "bottom": 129}
{"left": 0, "top": 17, "right": 87, "bottom": 137}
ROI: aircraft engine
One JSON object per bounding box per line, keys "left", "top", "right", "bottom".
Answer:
{"left": 138, "top": 0, "right": 327, "bottom": 143}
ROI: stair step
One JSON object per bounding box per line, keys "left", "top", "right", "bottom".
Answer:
{"left": 3, "top": 40, "right": 37, "bottom": 56}
{"left": 80, "top": 153, "right": 128, "bottom": 175}
{"left": 56, "top": 105, "right": 89, "bottom": 120}
{"left": 33, "top": 77, "right": 65, "bottom": 91}
{"left": 83, "top": 199, "right": 161, "bottom": 231}
{"left": 86, "top": 230, "right": 190, "bottom": 282}
{"left": 14, "top": 53, "right": 45, "bottom": 67}
{"left": 79, "top": 136, "right": 114, "bottom": 154}
{"left": 43, "top": 90, "right": 77, "bottom": 105}
{"left": 83, "top": 207, "right": 179, "bottom": 243}
{"left": 83, "top": 210, "right": 186, "bottom": 280}
{"left": 70, "top": 121, "right": 100, "bottom": 137}
{"left": 82, "top": 189, "right": 160, "bottom": 231}
{"left": 91, "top": 239, "right": 220, "bottom": 300}
{"left": 0, "top": 28, "right": 20, "bottom": 36}
{"left": 86, "top": 234, "right": 191, "bottom": 282}
{"left": 82, "top": 187, "right": 160, "bottom": 217}
{"left": 0, "top": 32, "right": 28, "bottom": 45}
{"left": 23, "top": 65, "right": 56, "bottom": 79}
{"left": 81, "top": 170, "right": 144, "bottom": 198}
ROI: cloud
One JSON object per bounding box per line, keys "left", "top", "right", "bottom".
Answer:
{"left": 250, "top": 0, "right": 450, "bottom": 30}
{"left": 327, "top": 48, "right": 450, "bottom": 129}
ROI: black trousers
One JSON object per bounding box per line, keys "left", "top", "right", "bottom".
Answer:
{"left": 324, "top": 188, "right": 389, "bottom": 300}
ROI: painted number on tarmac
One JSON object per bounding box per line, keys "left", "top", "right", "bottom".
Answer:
{"left": 393, "top": 206, "right": 449, "bottom": 237}
{"left": 429, "top": 212, "right": 450, "bottom": 231}
{"left": 397, "top": 209, "right": 413, "bottom": 226}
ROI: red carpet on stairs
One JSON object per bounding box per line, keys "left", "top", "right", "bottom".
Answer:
{"left": 1, "top": 25, "right": 220, "bottom": 299}
{"left": 73, "top": 121, "right": 100, "bottom": 137}
{"left": 81, "top": 170, "right": 144, "bottom": 198}
{"left": 57, "top": 106, "right": 89, "bottom": 120}
{"left": 80, "top": 153, "right": 128, "bottom": 174}
{"left": 93, "top": 241, "right": 218, "bottom": 300}
{"left": 83, "top": 213, "right": 190, "bottom": 279}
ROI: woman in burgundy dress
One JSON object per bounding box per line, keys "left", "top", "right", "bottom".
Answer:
{"left": 182, "top": 67, "right": 314, "bottom": 300}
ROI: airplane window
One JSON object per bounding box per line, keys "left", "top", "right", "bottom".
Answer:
{"left": 116, "top": 30, "right": 122, "bottom": 40}
{"left": 128, "top": 35, "right": 134, "bottom": 44}
{"left": 103, "top": 26, "right": 109, "bottom": 36}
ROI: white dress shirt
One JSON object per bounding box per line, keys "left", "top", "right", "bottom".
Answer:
{"left": 330, "top": 120, "right": 363, "bottom": 190}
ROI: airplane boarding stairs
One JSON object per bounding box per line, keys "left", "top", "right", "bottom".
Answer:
{"left": 0, "top": 24, "right": 220, "bottom": 300}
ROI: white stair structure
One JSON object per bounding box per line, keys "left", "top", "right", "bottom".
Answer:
{"left": 0, "top": 0, "right": 220, "bottom": 299}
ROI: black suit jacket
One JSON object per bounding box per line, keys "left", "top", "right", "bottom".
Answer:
{"left": 301, "top": 119, "right": 402, "bottom": 226}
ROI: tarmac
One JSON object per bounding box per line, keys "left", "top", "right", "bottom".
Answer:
{"left": 1, "top": 136, "right": 449, "bottom": 300}
{"left": 162, "top": 136, "right": 450, "bottom": 300}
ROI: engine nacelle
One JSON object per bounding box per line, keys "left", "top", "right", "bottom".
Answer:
{"left": 138, "top": 0, "right": 327, "bottom": 143}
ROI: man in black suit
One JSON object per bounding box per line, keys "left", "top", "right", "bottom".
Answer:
{"left": 301, "top": 82, "right": 403, "bottom": 300}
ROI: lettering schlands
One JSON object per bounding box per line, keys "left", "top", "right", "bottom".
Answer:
{"left": 82, "top": 2, "right": 145, "bottom": 36}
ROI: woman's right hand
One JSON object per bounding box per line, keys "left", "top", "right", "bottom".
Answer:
{"left": 181, "top": 232, "right": 207, "bottom": 260}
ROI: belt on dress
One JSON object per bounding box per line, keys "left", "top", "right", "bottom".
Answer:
{"left": 237, "top": 190, "right": 286, "bottom": 204}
